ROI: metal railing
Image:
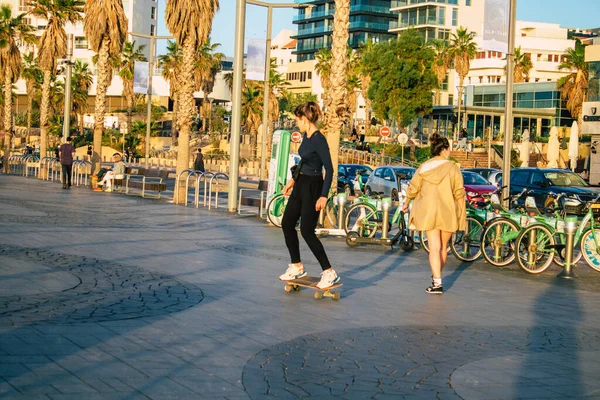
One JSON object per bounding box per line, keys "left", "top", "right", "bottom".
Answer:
{"left": 207, "top": 173, "right": 229, "bottom": 210}
{"left": 72, "top": 160, "right": 91, "bottom": 187}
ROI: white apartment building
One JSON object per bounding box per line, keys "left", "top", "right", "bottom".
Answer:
{"left": 271, "top": 29, "right": 297, "bottom": 75}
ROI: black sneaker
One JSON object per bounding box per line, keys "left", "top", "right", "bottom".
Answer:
{"left": 425, "top": 284, "right": 443, "bottom": 295}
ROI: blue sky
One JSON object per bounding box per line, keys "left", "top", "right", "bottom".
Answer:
{"left": 157, "top": 0, "right": 600, "bottom": 57}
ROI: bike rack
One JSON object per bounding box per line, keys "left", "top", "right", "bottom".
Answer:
{"left": 72, "top": 160, "right": 91, "bottom": 186}
{"left": 38, "top": 157, "right": 55, "bottom": 179}
{"left": 183, "top": 170, "right": 200, "bottom": 207}
{"left": 194, "top": 172, "right": 211, "bottom": 208}
{"left": 199, "top": 172, "right": 215, "bottom": 207}
{"left": 174, "top": 169, "right": 196, "bottom": 205}
{"left": 22, "top": 155, "right": 39, "bottom": 177}
{"left": 208, "top": 172, "right": 229, "bottom": 210}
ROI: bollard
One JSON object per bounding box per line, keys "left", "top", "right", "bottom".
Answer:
{"left": 558, "top": 216, "right": 578, "bottom": 279}
{"left": 336, "top": 193, "right": 347, "bottom": 230}
{"left": 381, "top": 197, "right": 392, "bottom": 240}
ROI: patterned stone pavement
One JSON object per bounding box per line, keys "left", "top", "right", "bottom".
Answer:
{"left": 1, "top": 175, "right": 600, "bottom": 399}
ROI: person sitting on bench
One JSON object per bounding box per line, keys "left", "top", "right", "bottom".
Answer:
{"left": 99, "top": 153, "right": 127, "bottom": 192}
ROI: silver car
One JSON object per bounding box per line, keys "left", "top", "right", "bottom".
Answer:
{"left": 365, "top": 166, "right": 416, "bottom": 201}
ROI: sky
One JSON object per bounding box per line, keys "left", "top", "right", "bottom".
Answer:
{"left": 157, "top": 0, "right": 600, "bottom": 58}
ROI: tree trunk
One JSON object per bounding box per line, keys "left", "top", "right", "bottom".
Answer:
{"left": 3, "top": 69, "right": 12, "bottom": 173}
{"left": 92, "top": 38, "right": 111, "bottom": 176}
{"left": 175, "top": 38, "right": 194, "bottom": 202}
{"left": 78, "top": 113, "right": 84, "bottom": 136}
{"left": 323, "top": 0, "right": 350, "bottom": 194}
{"left": 172, "top": 91, "right": 179, "bottom": 145}
{"left": 26, "top": 88, "right": 32, "bottom": 144}
{"left": 39, "top": 69, "right": 51, "bottom": 169}
{"left": 124, "top": 79, "right": 134, "bottom": 151}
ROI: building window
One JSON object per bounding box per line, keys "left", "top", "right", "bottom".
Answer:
{"left": 466, "top": 0, "right": 471, "bottom": 5}
{"left": 308, "top": 71, "right": 312, "bottom": 79}
{"left": 150, "top": 24, "right": 156, "bottom": 36}
{"left": 151, "top": 7, "right": 156, "bottom": 19}
{"left": 448, "top": 95, "right": 454, "bottom": 106}
{"left": 75, "top": 36, "right": 88, "bottom": 49}
{"left": 452, "top": 8, "right": 458, "bottom": 26}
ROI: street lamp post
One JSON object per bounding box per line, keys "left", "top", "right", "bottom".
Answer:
{"left": 62, "top": 34, "right": 74, "bottom": 142}
{"left": 502, "top": 0, "right": 517, "bottom": 207}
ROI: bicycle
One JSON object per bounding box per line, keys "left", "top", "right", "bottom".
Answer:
{"left": 514, "top": 194, "right": 600, "bottom": 274}
{"left": 448, "top": 201, "right": 488, "bottom": 262}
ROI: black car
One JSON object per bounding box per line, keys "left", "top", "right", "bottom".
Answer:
{"left": 337, "top": 164, "right": 373, "bottom": 196}
{"left": 508, "top": 168, "right": 600, "bottom": 214}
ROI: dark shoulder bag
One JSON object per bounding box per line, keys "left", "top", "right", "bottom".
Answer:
{"left": 290, "top": 158, "right": 304, "bottom": 181}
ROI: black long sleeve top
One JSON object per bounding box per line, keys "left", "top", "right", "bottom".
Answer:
{"left": 298, "top": 130, "right": 333, "bottom": 197}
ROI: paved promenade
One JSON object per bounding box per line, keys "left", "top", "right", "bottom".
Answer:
{"left": 1, "top": 175, "right": 600, "bottom": 400}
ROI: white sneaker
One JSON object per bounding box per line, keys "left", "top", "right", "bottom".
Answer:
{"left": 317, "top": 268, "right": 340, "bottom": 289}
{"left": 279, "top": 264, "right": 306, "bottom": 281}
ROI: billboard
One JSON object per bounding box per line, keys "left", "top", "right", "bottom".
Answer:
{"left": 246, "top": 38, "right": 266, "bottom": 81}
{"left": 133, "top": 61, "right": 149, "bottom": 94}
{"left": 482, "top": 0, "right": 510, "bottom": 54}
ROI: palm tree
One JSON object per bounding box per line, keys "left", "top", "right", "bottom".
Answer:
{"left": 84, "top": 0, "right": 127, "bottom": 174}
{"left": 512, "top": 46, "right": 533, "bottom": 83}
{"left": 29, "top": 0, "right": 83, "bottom": 162}
{"left": 357, "top": 41, "right": 374, "bottom": 130}
{"left": 165, "top": 0, "right": 219, "bottom": 186}
{"left": 194, "top": 38, "right": 224, "bottom": 133}
{"left": 118, "top": 41, "right": 147, "bottom": 143}
{"left": 241, "top": 81, "right": 263, "bottom": 156}
{"left": 558, "top": 40, "right": 588, "bottom": 129}
{"left": 0, "top": 5, "right": 35, "bottom": 172}
{"left": 449, "top": 26, "right": 476, "bottom": 137}
{"left": 71, "top": 59, "right": 92, "bottom": 136}
{"left": 157, "top": 40, "right": 182, "bottom": 142}
{"left": 315, "top": 48, "right": 332, "bottom": 109}
{"left": 21, "top": 52, "right": 42, "bottom": 143}
{"left": 323, "top": 0, "right": 350, "bottom": 190}
{"left": 430, "top": 39, "right": 451, "bottom": 106}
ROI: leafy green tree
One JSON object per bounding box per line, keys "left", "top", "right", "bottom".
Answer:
{"left": 558, "top": 39, "right": 588, "bottom": 129}
{"left": 279, "top": 91, "right": 318, "bottom": 118}
{"left": 363, "top": 29, "right": 437, "bottom": 129}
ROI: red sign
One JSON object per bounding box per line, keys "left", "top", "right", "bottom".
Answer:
{"left": 291, "top": 131, "right": 303, "bottom": 143}
{"left": 379, "top": 126, "right": 391, "bottom": 137}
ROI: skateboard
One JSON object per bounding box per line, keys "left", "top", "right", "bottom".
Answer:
{"left": 280, "top": 276, "right": 343, "bottom": 300}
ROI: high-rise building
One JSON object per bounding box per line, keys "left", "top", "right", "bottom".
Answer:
{"left": 293, "top": 0, "right": 397, "bottom": 62}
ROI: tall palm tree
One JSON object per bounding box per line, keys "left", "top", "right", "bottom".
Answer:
{"left": 449, "top": 26, "right": 476, "bottom": 137}
{"left": 21, "top": 52, "right": 43, "bottom": 142}
{"left": 346, "top": 74, "right": 360, "bottom": 129}
{"left": 357, "top": 41, "right": 374, "bottom": 130}
{"left": 323, "top": 0, "right": 350, "bottom": 190}
{"left": 512, "top": 46, "right": 533, "bottom": 83}
{"left": 0, "top": 5, "right": 35, "bottom": 172}
{"left": 118, "top": 41, "right": 147, "bottom": 142}
{"left": 157, "top": 40, "right": 182, "bottom": 142}
{"left": 71, "top": 59, "right": 92, "bottom": 136}
{"left": 268, "top": 57, "right": 289, "bottom": 128}
{"left": 165, "top": 0, "right": 219, "bottom": 185}
{"left": 84, "top": 0, "right": 127, "bottom": 175}
{"left": 29, "top": 0, "right": 83, "bottom": 162}
{"left": 241, "top": 81, "right": 263, "bottom": 156}
{"left": 430, "top": 39, "right": 451, "bottom": 106}
{"left": 194, "top": 38, "right": 224, "bottom": 133}
{"left": 558, "top": 40, "right": 588, "bottom": 129}
{"left": 315, "top": 48, "right": 332, "bottom": 109}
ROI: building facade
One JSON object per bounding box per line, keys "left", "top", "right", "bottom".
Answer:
{"left": 583, "top": 39, "right": 600, "bottom": 184}
{"left": 293, "top": 0, "right": 397, "bottom": 62}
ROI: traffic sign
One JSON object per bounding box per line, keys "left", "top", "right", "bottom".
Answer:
{"left": 291, "top": 131, "right": 303, "bottom": 143}
{"left": 398, "top": 133, "right": 409, "bottom": 145}
{"left": 379, "top": 126, "right": 391, "bottom": 137}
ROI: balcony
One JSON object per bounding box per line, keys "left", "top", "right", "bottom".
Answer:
{"left": 351, "top": 4, "right": 393, "bottom": 14}
{"left": 294, "top": 9, "right": 334, "bottom": 22}
{"left": 389, "top": 16, "right": 445, "bottom": 31}
{"left": 391, "top": 0, "right": 457, "bottom": 10}
{"left": 350, "top": 21, "right": 392, "bottom": 31}
{"left": 296, "top": 26, "right": 331, "bottom": 36}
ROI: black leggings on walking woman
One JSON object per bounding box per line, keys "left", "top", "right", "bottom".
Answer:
{"left": 282, "top": 174, "right": 332, "bottom": 271}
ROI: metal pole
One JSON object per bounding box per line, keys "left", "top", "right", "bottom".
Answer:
{"left": 145, "top": 37, "right": 155, "bottom": 167}
{"left": 502, "top": 0, "right": 516, "bottom": 207}
{"left": 456, "top": 86, "right": 462, "bottom": 142}
{"left": 259, "top": 6, "right": 273, "bottom": 183}
{"left": 62, "top": 34, "right": 74, "bottom": 142}
{"left": 228, "top": 0, "right": 247, "bottom": 212}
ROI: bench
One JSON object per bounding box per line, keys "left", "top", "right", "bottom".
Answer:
{"left": 110, "top": 167, "right": 133, "bottom": 192}
{"left": 238, "top": 180, "right": 269, "bottom": 217}
{"left": 126, "top": 167, "right": 170, "bottom": 198}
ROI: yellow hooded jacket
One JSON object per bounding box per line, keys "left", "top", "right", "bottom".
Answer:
{"left": 406, "top": 159, "right": 467, "bottom": 232}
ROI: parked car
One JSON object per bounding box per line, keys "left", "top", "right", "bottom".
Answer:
{"left": 463, "top": 168, "right": 500, "bottom": 181}
{"left": 337, "top": 164, "right": 372, "bottom": 196}
{"left": 462, "top": 171, "right": 497, "bottom": 203}
{"left": 508, "top": 168, "right": 600, "bottom": 215}
{"left": 365, "top": 166, "right": 416, "bottom": 201}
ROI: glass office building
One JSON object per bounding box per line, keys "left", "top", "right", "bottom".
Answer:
{"left": 293, "top": 0, "right": 397, "bottom": 61}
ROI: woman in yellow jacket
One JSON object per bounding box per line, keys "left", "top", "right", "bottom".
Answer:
{"left": 402, "top": 134, "right": 466, "bottom": 294}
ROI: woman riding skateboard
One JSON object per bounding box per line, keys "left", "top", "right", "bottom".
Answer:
{"left": 279, "top": 102, "right": 340, "bottom": 289}
{"left": 402, "top": 133, "right": 466, "bottom": 294}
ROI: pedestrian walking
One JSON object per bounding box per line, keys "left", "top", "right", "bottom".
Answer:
{"left": 402, "top": 133, "right": 466, "bottom": 294}
{"left": 58, "top": 137, "right": 76, "bottom": 189}
{"left": 279, "top": 102, "right": 339, "bottom": 289}
{"left": 193, "top": 148, "right": 205, "bottom": 172}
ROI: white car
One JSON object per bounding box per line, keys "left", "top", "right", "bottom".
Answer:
{"left": 364, "top": 166, "right": 416, "bottom": 201}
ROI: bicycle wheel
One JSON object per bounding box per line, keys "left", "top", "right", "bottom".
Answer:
{"left": 515, "top": 224, "right": 555, "bottom": 274}
{"left": 344, "top": 203, "right": 379, "bottom": 238}
{"left": 267, "top": 194, "right": 288, "bottom": 228}
{"left": 451, "top": 216, "right": 484, "bottom": 262}
{"left": 580, "top": 228, "right": 600, "bottom": 272}
{"left": 481, "top": 218, "right": 520, "bottom": 267}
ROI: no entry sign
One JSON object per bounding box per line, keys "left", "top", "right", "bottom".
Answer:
{"left": 379, "top": 126, "right": 391, "bottom": 137}
{"left": 291, "top": 131, "right": 303, "bottom": 143}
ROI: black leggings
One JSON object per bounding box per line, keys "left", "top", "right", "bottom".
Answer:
{"left": 282, "top": 174, "right": 332, "bottom": 271}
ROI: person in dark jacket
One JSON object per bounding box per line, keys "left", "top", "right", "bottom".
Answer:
{"left": 193, "top": 148, "right": 205, "bottom": 172}
{"left": 279, "top": 102, "right": 339, "bottom": 289}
